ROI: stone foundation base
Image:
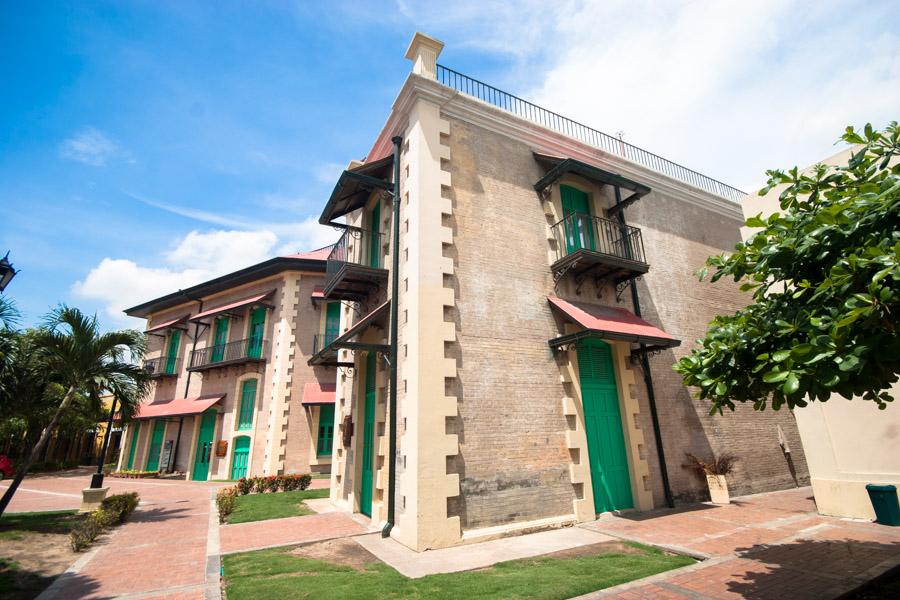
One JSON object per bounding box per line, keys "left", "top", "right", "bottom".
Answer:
{"left": 79, "top": 487, "right": 109, "bottom": 513}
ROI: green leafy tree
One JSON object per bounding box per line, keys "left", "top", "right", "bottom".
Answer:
{"left": 675, "top": 122, "right": 899, "bottom": 413}
{"left": 0, "top": 306, "right": 149, "bottom": 516}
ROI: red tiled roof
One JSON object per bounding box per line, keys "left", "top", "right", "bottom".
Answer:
{"left": 189, "top": 290, "right": 275, "bottom": 322}
{"left": 145, "top": 314, "right": 189, "bottom": 334}
{"left": 301, "top": 382, "right": 336, "bottom": 405}
{"left": 134, "top": 395, "right": 224, "bottom": 419}
{"left": 547, "top": 296, "right": 679, "bottom": 347}
{"left": 282, "top": 246, "right": 333, "bottom": 261}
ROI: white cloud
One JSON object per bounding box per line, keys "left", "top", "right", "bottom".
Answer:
{"left": 313, "top": 161, "right": 346, "bottom": 185}
{"left": 276, "top": 217, "right": 340, "bottom": 255}
{"left": 59, "top": 127, "right": 118, "bottom": 166}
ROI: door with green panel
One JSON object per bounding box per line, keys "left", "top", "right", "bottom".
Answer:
{"left": 561, "top": 185, "right": 595, "bottom": 254}
{"left": 359, "top": 353, "right": 376, "bottom": 516}
{"left": 126, "top": 422, "right": 142, "bottom": 469}
{"left": 578, "top": 338, "right": 633, "bottom": 513}
{"left": 324, "top": 302, "right": 341, "bottom": 346}
{"left": 192, "top": 409, "right": 217, "bottom": 481}
{"left": 230, "top": 436, "right": 250, "bottom": 480}
{"left": 247, "top": 307, "right": 266, "bottom": 359}
{"left": 369, "top": 202, "right": 381, "bottom": 268}
{"left": 237, "top": 379, "right": 257, "bottom": 431}
{"left": 145, "top": 420, "right": 166, "bottom": 471}
{"left": 317, "top": 405, "right": 335, "bottom": 456}
{"left": 211, "top": 317, "right": 229, "bottom": 362}
{"left": 165, "top": 330, "right": 180, "bottom": 374}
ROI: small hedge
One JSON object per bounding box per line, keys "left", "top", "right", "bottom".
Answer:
{"left": 30, "top": 459, "right": 79, "bottom": 473}
{"left": 217, "top": 474, "right": 312, "bottom": 523}
{"left": 70, "top": 492, "right": 140, "bottom": 551}
{"left": 109, "top": 469, "right": 160, "bottom": 479}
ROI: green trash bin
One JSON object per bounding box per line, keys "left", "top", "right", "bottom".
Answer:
{"left": 866, "top": 484, "right": 900, "bottom": 526}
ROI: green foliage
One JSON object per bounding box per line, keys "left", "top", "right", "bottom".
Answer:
{"left": 69, "top": 492, "right": 140, "bottom": 551}
{"left": 217, "top": 488, "right": 238, "bottom": 524}
{"left": 675, "top": 122, "right": 900, "bottom": 413}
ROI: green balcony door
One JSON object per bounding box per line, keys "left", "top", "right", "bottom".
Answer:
{"left": 369, "top": 202, "right": 381, "bottom": 268}
{"left": 192, "top": 409, "right": 217, "bottom": 481}
{"left": 145, "top": 420, "right": 166, "bottom": 471}
{"left": 317, "top": 404, "right": 335, "bottom": 456}
{"left": 211, "top": 317, "right": 229, "bottom": 362}
{"left": 561, "top": 185, "right": 595, "bottom": 254}
{"left": 247, "top": 307, "right": 266, "bottom": 359}
{"left": 359, "top": 353, "right": 377, "bottom": 516}
{"left": 324, "top": 302, "right": 341, "bottom": 346}
{"left": 230, "top": 436, "right": 250, "bottom": 480}
{"left": 126, "top": 422, "right": 141, "bottom": 469}
{"left": 165, "top": 330, "right": 180, "bottom": 374}
{"left": 578, "top": 338, "right": 633, "bottom": 513}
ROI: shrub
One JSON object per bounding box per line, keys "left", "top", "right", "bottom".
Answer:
{"left": 70, "top": 515, "right": 103, "bottom": 551}
{"left": 685, "top": 453, "right": 739, "bottom": 477}
{"left": 92, "top": 508, "right": 119, "bottom": 528}
{"left": 236, "top": 478, "right": 252, "bottom": 495}
{"left": 264, "top": 475, "right": 280, "bottom": 493}
{"left": 252, "top": 477, "right": 267, "bottom": 494}
{"left": 101, "top": 492, "right": 140, "bottom": 523}
{"left": 217, "top": 488, "right": 237, "bottom": 523}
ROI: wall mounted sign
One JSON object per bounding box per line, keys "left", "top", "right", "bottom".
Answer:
{"left": 216, "top": 440, "right": 228, "bottom": 458}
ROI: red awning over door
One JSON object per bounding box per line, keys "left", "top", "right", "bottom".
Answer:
{"left": 547, "top": 296, "right": 680, "bottom": 348}
{"left": 134, "top": 395, "right": 224, "bottom": 419}
{"left": 301, "top": 382, "right": 336, "bottom": 405}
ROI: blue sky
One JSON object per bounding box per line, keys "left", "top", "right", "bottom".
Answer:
{"left": 2, "top": 1, "right": 897, "bottom": 329}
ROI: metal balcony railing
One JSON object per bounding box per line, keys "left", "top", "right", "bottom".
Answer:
{"left": 312, "top": 332, "right": 340, "bottom": 355}
{"left": 325, "top": 227, "right": 384, "bottom": 286}
{"left": 188, "top": 337, "right": 268, "bottom": 371}
{"left": 143, "top": 356, "right": 180, "bottom": 377}
{"left": 435, "top": 65, "right": 746, "bottom": 203}
{"left": 551, "top": 213, "right": 647, "bottom": 265}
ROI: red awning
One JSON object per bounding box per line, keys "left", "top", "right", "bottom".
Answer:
{"left": 189, "top": 290, "right": 275, "bottom": 322}
{"left": 134, "top": 394, "right": 224, "bottom": 419}
{"left": 145, "top": 315, "right": 189, "bottom": 334}
{"left": 301, "top": 382, "right": 336, "bottom": 405}
{"left": 311, "top": 286, "right": 325, "bottom": 300}
{"left": 547, "top": 296, "right": 680, "bottom": 348}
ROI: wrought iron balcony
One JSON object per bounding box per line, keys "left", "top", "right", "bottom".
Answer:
{"left": 312, "top": 332, "right": 339, "bottom": 355}
{"left": 550, "top": 213, "right": 649, "bottom": 284}
{"left": 187, "top": 337, "right": 269, "bottom": 372}
{"left": 143, "top": 356, "right": 180, "bottom": 378}
{"left": 323, "top": 227, "right": 387, "bottom": 301}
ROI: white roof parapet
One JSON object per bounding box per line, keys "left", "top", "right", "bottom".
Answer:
{"left": 405, "top": 32, "right": 444, "bottom": 79}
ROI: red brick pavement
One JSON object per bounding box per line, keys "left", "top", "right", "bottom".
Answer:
{"left": 219, "top": 511, "right": 368, "bottom": 554}
{"left": 578, "top": 487, "right": 900, "bottom": 599}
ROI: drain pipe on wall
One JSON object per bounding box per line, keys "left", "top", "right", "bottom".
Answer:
{"left": 614, "top": 186, "right": 675, "bottom": 508}
{"left": 382, "top": 135, "right": 403, "bottom": 538}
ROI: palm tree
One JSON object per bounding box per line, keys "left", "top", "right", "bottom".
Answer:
{"left": 0, "top": 306, "right": 150, "bottom": 516}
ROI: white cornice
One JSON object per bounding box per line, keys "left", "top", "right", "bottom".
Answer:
{"left": 371, "top": 74, "right": 744, "bottom": 221}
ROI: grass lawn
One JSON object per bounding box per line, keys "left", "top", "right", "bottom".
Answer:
{"left": 0, "top": 510, "right": 80, "bottom": 541}
{"left": 223, "top": 541, "right": 694, "bottom": 599}
{"left": 227, "top": 489, "right": 330, "bottom": 524}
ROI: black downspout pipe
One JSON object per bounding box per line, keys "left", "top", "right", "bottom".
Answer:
{"left": 382, "top": 135, "right": 403, "bottom": 538}
{"left": 90, "top": 395, "right": 119, "bottom": 489}
{"left": 614, "top": 186, "right": 675, "bottom": 508}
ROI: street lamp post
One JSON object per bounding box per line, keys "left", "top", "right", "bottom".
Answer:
{"left": 0, "top": 252, "right": 18, "bottom": 292}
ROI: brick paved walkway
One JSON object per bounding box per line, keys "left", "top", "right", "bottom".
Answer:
{"left": 576, "top": 487, "right": 900, "bottom": 599}
{"left": 219, "top": 512, "right": 368, "bottom": 554}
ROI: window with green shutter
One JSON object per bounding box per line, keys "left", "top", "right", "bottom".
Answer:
{"left": 237, "top": 379, "right": 257, "bottom": 430}
{"left": 316, "top": 404, "right": 335, "bottom": 456}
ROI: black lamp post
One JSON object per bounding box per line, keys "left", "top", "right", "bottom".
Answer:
{"left": 0, "top": 252, "right": 18, "bottom": 292}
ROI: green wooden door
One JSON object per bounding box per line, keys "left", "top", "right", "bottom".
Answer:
{"left": 317, "top": 405, "right": 335, "bottom": 456}
{"left": 145, "top": 420, "right": 166, "bottom": 471}
{"left": 230, "top": 436, "right": 250, "bottom": 480}
{"left": 237, "top": 379, "right": 257, "bottom": 430}
{"left": 126, "top": 422, "right": 141, "bottom": 469}
{"left": 359, "top": 353, "right": 376, "bottom": 516}
{"left": 192, "top": 409, "right": 217, "bottom": 481}
{"left": 561, "top": 185, "right": 595, "bottom": 254}
{"left": 578, "top": 339, "right": 633, "bottom": 513}
{"left": 212, "top": 317, "right": 229, "bottom": 362}
{"left": 165, "top": 330, "right": 180, "bottom": 374}
{"left": 369, "top": 202, "right": 381, "bottom": 268}
{"left": 324, "top": 302, "right": 341, "bottom": 346}
{"left": 247, "top": 307, "right": 266, "bottom": 359}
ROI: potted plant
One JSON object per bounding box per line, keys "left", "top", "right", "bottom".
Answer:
{"left": 686, "top": 453, "right": 738, "bottom": 504}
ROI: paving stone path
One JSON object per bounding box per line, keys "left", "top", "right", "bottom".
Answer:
{"left": 576, "top": 487, "right": 900, "bottom": 599}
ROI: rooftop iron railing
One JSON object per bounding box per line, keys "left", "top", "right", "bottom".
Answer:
{"left": 188, "top": 337, "right": 268, "bottom": 370}
{"left": 551, "top": 213, "right": 647, "bottom": 265}
{"left": 435, "top": 65, "right": 745, "bottom": 203}
{"left": 325, "top": 227, "right": 384, "bottom": 288}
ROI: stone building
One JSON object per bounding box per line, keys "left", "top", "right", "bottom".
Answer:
{"left": 117, "top": 247, "right": 341, "bottom": 481}
{"left": 311, "top": 33, "right": 810, "bottom": 552}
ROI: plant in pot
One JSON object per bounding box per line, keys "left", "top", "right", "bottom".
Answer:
{"left": 685, "top": 453, "right": 738, "bottom": 504}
